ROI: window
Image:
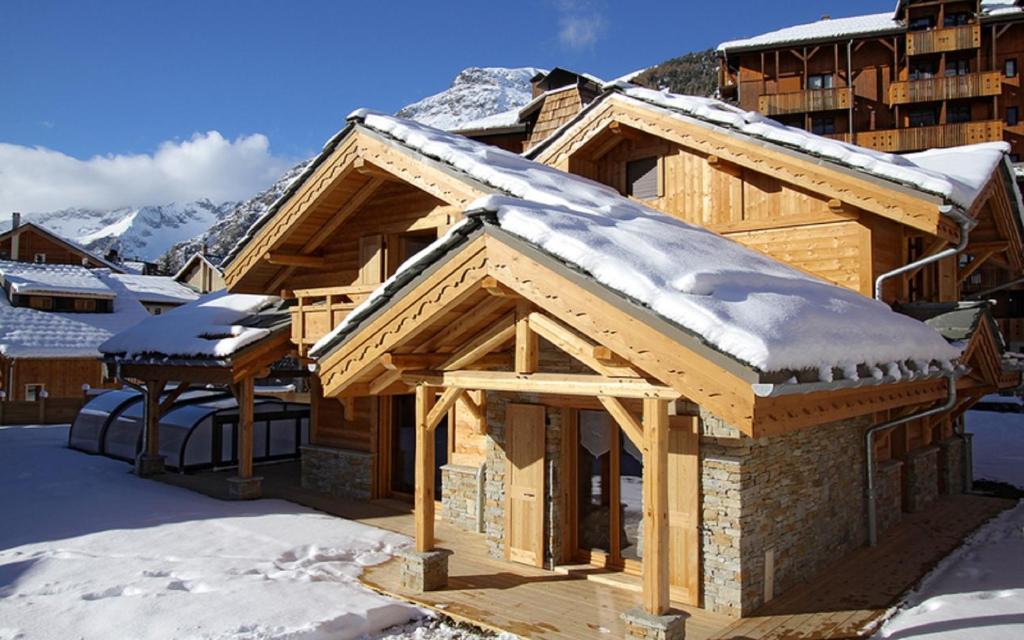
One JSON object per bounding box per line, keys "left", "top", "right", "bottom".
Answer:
{"left": 1011, "top": 153, "right": 1021, "bottom": 162}
{"left": 1008, "top": 107, "right": 1019, "bottom": 126}
{"left": 909, "top": 16, "right": 935, "bottom": 31}
{"left": 909, "top": 108, "right": 938, "bottom": 127}
{"left": 945, "top": 59, "right": 970, "bottom": 77}
{"left": 625, "top": 157, "right": 660, "bottom": 200}
{"left": 948, "top": 104, "right": 972, "bottom": 123}
{"left": 1006, "top": 58, "right": 1018, "bottom": 78}
{"left": 29, "top": 296, "right": 53, "bottom": 310}
{"left": 25, "top": 384, "right": 45, "bottom": 402}
{"left": 73, "top": 298, "right": 96, "bottom": 312}
{"left": 33, "top": 253, "right": 46, "bottom": 264}
{"left": 944, "top": 12, "right": 970, "bottom": 27}
{"left": 807, "top": 73, "right": 834, "bottom": 90}
{"left": 909, "top": 61, "right": 936, "bottom": 80}
{"left": 811, "top": 116, "right": 836, "bottom": 135}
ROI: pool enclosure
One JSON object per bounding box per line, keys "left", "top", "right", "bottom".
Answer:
{"left": 69, "top": 387, "right": 309, "bottom": 471}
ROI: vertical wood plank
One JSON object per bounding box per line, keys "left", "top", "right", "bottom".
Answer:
{"left": 145, "top": 380, "right": 166, "bottom": 458}
{"left": 237, "top": 376, "right": 255, "bottom": 479}
{"left": 415, "top": 385, "right": 437, "bottom": 552}
{"left": 642, "top": 397, "right": 670, "bottom": 615}
{"left": 515, "top": 301, "right": 538, "bottom": 374}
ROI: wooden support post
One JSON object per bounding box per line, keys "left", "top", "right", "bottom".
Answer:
{"left": 145, "top": 380, "right": 166, "bottom": 458}
{"left": 415, "top": 384, "right": 437, "bottom": 552}
{"left": 642, "top": 398, "right": 670, "bottom": 616}
{"left": 515, "top": 302, "right": 538, "bottom": 374}
{"left": 236, "top": 376, "right": 255, "bottom": 480}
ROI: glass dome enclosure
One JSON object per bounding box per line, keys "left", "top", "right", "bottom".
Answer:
{"left": 69, "top": 388, "right": 309, "bottom": 471}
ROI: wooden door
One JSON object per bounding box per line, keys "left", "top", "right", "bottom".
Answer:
{"left": 667, "top": 415, "right": 700, "bottom": 605}
{"left": 504, "top": 403, "right": 546, "bottom": 567}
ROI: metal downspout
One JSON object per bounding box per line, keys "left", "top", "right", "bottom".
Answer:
{"left": 874, "top": 213, "right": 974, "bottom": 301}
{"left": 865, "top": 372, "right": 957, "bottom": 546}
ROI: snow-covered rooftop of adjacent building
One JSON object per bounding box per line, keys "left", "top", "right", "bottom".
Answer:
{"left": 598, "top": 85, "right": 1008, "bottom": 211}
{"left": 109, "top": 274, "right": 200, "bottom": 305}
{"left": 310, "top": 112, "right": 960, "bottom": 381}
{"left": 452, "top": 107, "right": 523, "bottom": 134}
{"left": 99, "top": 291, "right": 281, "bottom": 362}
{"left": 0, "top": 260, "right": 115, "bottom": 299}
{"left": 0, "top": 269, "right": 152, "bottom": 359}
{"left": 719, "top": 2, "right": 1024, "bottom": 51}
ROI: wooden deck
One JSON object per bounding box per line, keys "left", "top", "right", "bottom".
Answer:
{"left": 157, "top": 462, "right": 1013, "bottom": 640}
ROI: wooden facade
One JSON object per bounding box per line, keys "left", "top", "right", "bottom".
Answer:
{"left": 0, "top": 221, "right": 123, "bottom": 271}
{"left": 0, "top": 356, "right": 112, "bottom": 401}
{"left": 720, "top": 0, "right": 1024, "bottom": 157}
{"left": 174, "top": 253, "right": 226, "bottom": 293}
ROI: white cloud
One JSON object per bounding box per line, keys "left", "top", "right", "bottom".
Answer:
{"left": 559, "top": 13, "right": 604, "bottom": 49}
{"left": 0, "top": 131, "right": 292, "bottom": 213}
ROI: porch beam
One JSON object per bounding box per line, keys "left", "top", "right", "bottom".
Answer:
{"left": 415, "top": 384, "right": 437, "bottom": 552}
{"left": 158, "top": 381, "right": 190, "bottom": 415}
{"left": 597, "top": 396, "right": 644, "bottom": 449}
{"left": 515, "top": 302, "right": 538, "bottom": 374}
{"left": 642, "top": 397, "right": 670, "bottom": 615}
{"left": 232, "top": 376, "right": 255, "bottom": 480}
{"left": 404, "top": 370, "right": 681, "bottom": 399}
{"left": 264, "top": 252, "right": 328, "bottom": 269}
{"left": 144, "top": 379, "right": 167, "bottom": 458}
{"left": 369, "top": 368, "right": 404, "bottom": 396}
{"left": 426, "top": 386, "right": 464, "bottom": 432}
{"left": 299, "top": 176, "right": 386, "bottom": 254}
{"left": 439, "top": 313, "right": 516, "bottom": 371}
{"left": 353, "top": 158, "right": 397, "bottom": 181}
{"left": 526, "top": 312, "right": 638, "bottom": 378}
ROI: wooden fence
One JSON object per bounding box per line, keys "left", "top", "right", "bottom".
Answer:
{"left": 0, "top": 397, "right": 86, "bottom": 425}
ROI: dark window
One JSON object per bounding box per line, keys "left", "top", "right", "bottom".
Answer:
{"left": 626, "top": 157, "right": 659, "bottom": 199}
{"left": 944, "top": 12, "right": 970, "bottom": 27}
{"left": 811, "top": 117, "right": 836, "bottom": 135}
{"left": 1011, "top": 153, "right": 1021, "bottom": 162}
{"left": 945, "top": 59, "right": 970, "bottom": 77}
{"left": 33, "top": 253, "right": 46, "bottom": 264}
{"left": 948, "top": 103, "right": 972, "bottom": 123}
{"left": 1007, "top": 58, "right": 1018, "bottom": 78}
{"left": 909, "top": 16, "right": 936, "bottom": 31}
{"left": 909, "top": 108, "right": 938, "bottom": 127}
{"left": 1009, "top": 107, "right": 1019, "bottom": 126}
{"left": 910, "top": 61, "right": 937, "bottom": 80}
{"left": 807, "top": 73, "right": 834, "bottom": 90}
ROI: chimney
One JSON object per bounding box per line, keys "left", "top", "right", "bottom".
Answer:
{"left": 11, "top": 212, "right": 20, "bottom": 229}
{"left": 10, "top": 212, "right": 21, "bottom": 261}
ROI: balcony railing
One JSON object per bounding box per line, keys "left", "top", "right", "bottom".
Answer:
{"left": 289, "top": 284, "right": 378, "bottom": 356}
{"left": 997, "top": 318, "right": 1024, "bottom": 345}
{"left": 853, "top": 120, "right": 1003, "bottom": 153}
{"left": 906, "top": 24, "right": 981, "bottom": 55}
{"left": 889, "top": 71, "right": 1002, "bottom": 105}
{"left": 757, "top": 87, "right": 852, "bottom": 116}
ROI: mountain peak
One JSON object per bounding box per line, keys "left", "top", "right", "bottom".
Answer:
{"left": 395, "top": 66, "right": 543, "bottom": 131}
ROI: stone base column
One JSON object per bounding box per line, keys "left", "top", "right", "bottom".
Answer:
{"left": 903, "top": 446, "right": 939, "bottom": 513}
{"left": 938, "top": 436, "right": 965, "bottom": 495}
{"left": 134, "top": 454, "right": 165, "bottom": 477}
{"left": 227, "top": 476, "right": 262, "bottom": 500}
{"left": 441, "top": 464, "right": 485, "bottom": 533}
{"left": 962, "top": 432, "right": 974, "bottom": 492}
{"left": 621, "top": 608, "right": 686, "bottom": 640}
{"left": 398, "top": 548, "right": 453, "bottom": 592}
{"left": 876, "top": 459, "right": 904, "bottom": 536}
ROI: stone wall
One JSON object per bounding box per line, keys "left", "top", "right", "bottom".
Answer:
{"left": 902, "top": 445, "right": 939, "bottom": 512}
{"left": 938, "top": 435, "right": 965, "bottom": 495}
{"left": 875, "top": 459, "right": 904, "bottom": 537}
{"left": 441, "top": 463, "right": 485, "bottom": 532}
{"left": 699, "top": 411, "right": 870, "bottom": 616}
{"left": 300, "top": 445, "right": 373, "bottom": 500}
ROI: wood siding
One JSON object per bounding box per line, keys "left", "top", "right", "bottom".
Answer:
{"left": 0, "top": 356, "right": 112, "bottom": 401}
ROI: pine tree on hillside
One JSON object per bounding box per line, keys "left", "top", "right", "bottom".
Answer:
{"left": 632, "top": 49, "right": 720, "bottom": 99}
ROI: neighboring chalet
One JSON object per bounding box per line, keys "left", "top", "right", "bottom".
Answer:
{"left": 174, "top": 252, "right": 226, "bottom": 293}
{"left": 98, "top": 93, "right": 1023, "bottom": 635}
{"left": 718, "top": 0, "right": 1024, "bottom": 156}
{"left": 0, "top": 213, "right": 124, "bottom": 271}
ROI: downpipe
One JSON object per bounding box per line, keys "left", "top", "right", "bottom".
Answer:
{"left": 874, "top": 213, "right": 974, "bottom": 301}
{"left": 864, "top": 372, "right": 957, "bottom": 546}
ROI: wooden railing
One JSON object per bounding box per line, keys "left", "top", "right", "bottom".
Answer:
{"left": 889, "top": 71, "right": 1001, "bottom": 105}
{"left": 906, "top": 24, "right": 981, "bottom": 56}
{"left": 853, "top": 120, "right": 1003, "bottom": 152}
{"left": 290, "top": 284, "right": 379, "bottom": 356}
{"left": 758, "top": 87, "right": 852, "bottom": 116}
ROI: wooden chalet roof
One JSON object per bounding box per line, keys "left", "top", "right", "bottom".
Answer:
{"left": 0, "top": 222, "right": 125, "bottom": 272}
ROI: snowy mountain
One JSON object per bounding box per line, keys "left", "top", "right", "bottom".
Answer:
{"left": 396, "top": 66, "right": 543, "bottom": 130}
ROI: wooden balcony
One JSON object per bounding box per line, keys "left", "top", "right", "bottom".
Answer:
{"left": 290, "top": 284, "right": 378, "bottom": 356}
{"left": 906, "top": 24, "right": 981, "bottom": 56}
{"left": 889, "top": 71, "right": 1001, "bottom": 105}
{"left": 757, "top": 87, "right": 852, "bottom": 116}
{"left": 997, "top": 318, "right": 1024, "bottom": 345}
{"left": 853, "top": 120, "right": 1003, "bottom": 152}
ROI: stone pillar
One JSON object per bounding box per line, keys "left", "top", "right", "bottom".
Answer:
{"left": 227, "top": 475, "right": 263, "bottom": 500}
{"left": 441, "top": 463, "right": 485, "bottom": 532}
{"left": 621, "top": 607, "right": 686, "bottom": 640}
{"left": 398, "top": 548, "right": 453, "bottom": 592}
{"left": 902, "top": 446, "right": 939, "bottom": 513}
{"left": 962, "top": 432, "right": 974, "bottom": 492}
{"left": 937, "top": 436, "right": 965, "bottom": 495}
{"left": 875, "top": 459, "right": 903, "bottom": 537}
{"left": 134, "top": 454, "right": 166, "bottom": 477}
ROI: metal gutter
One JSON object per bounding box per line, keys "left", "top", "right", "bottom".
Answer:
{"left": 751, "top": 368, "right": 947, "bottom": 398}
{"left": 875, "top": 212, "right": 975, "bottom": 300}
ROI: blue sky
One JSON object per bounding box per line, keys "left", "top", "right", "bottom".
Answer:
{"left": 0, "top": 0, "right": 893, "bottom": 212}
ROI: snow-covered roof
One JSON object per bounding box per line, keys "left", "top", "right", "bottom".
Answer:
{"left": 0, "top": 222, "right": 124, "bottom": 273}
{"left": 173, "top": 252, "right": 225, "bottom": 282}
{"left": 720, "top": 2, "right": 1024, "bottom": 52}
{"left": 100, "top": 291, "right": 283, "bottom": 362}
{"left": 0, "top": 260, "right": 115, "bottom": 299}
{"left": 452, "top": 107, "right": 524, "bottom": 134}
{"left": 0, "top": 269, "right": 152, "bottom": 359}
{"left": 109, "top": 274, "right": 200, "bottom": 305}
{"left": 543, "top": 85, "right": 1007, "bottom": 212}
{"left": 310, "top": 112, "right": 960, "bottom": 383}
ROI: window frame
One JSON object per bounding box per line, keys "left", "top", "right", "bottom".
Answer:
{"left": 24, "top": 383, "right": 45, "bottom": 402}
{"left": 1008, "top": 106, "right": 1020, "bottom": 127}
{"left": 624, "top": 156, "right": 661, "bottom": 200}
{"left": 1006, "top": 58, "right": 1018, "bottom": 79}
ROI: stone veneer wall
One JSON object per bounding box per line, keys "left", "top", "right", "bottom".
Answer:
{"left": 699, "top": 411, "right": 870, "bottom": 616}
{"left": 300, "top": 445, "right": 374, "bottom": 500}
{"left": 441, "top": 463, "right": 485, "bottom": 532}
{"left": 938, "top": 436, "right": 965, "bottom": 495}
{"left": 875, "top": 459, "right": 904, "bottom": 536}
{"left": 902, "top": 446, "right": 939, "bottom": 512}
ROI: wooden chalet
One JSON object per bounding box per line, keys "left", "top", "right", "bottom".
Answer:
{"left": 174, "top": 252, "right": 226, "bottom": 294}
{"left": 0, "top": 213, "right": 124, "bottom": 271}
{"left": 160, "top": 102, "right": 1014, "bottom": 634}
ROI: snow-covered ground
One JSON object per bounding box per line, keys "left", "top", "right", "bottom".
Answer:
{"left": 0, "top": 425, "right": 497, "bottom": 640}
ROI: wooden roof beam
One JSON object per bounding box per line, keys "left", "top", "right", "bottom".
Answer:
{"left": 353, "top": 158, "right": 398, "bottom": 181}
{"left": 439, "top": 312, "right": 516, "bottom": 370}
{"left": 403, "top": 370, "right": 682, "bottom": 400}
{"left": 264, "top": 252, "right": 328, "bottom": 269}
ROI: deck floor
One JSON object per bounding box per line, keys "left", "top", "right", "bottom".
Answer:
{"left": 157, "top": 462, "right": 1013, "bottom": 640}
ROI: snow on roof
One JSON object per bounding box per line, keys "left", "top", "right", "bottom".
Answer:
{"left": 311, "top": 112, "right": 959, "bottom": 379}
{"left": 720, "top": 2, "right": 1024, "bottom": 52}
{"left": 99, "top": 291, "right": 279, "bottom": 362}
{"left": 605, "top": 85, "right": 1005, "bottom": 211}
{"left": 0, "top": 260, "right": 115, "bottom": 299}
{"left": 453, "top": 107, "right": 523, "bottom": 134}
{"left": 0, "top": 270, "right": 151, "bottom": 359}
{"left": 109, "top": 274, "right": 200, "bottom": 305}
{"left": 0, "top": 222, "right": 124, "bottom": 272}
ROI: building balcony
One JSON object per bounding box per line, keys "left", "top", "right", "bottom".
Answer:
{"left": 757, "top": 87, "right": 852, "bottom": 116}
{"left": 853, "top": 120, "right": 1003, "bottom": 153}
{"left": 997, "top": 318, "right": 1024, "bottom": 345}
{"left": 289, "top": 284, "right": 378, "bottom": 356}
{"left": 889, "top": 71, "right": 1002, "bottom": 105}
{"left": 906, "top": 24, "right": 981, "bottom": 56}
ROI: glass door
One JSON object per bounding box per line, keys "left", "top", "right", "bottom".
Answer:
{"left": 389, "top": 394, "right": 447, "bottom": 500}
